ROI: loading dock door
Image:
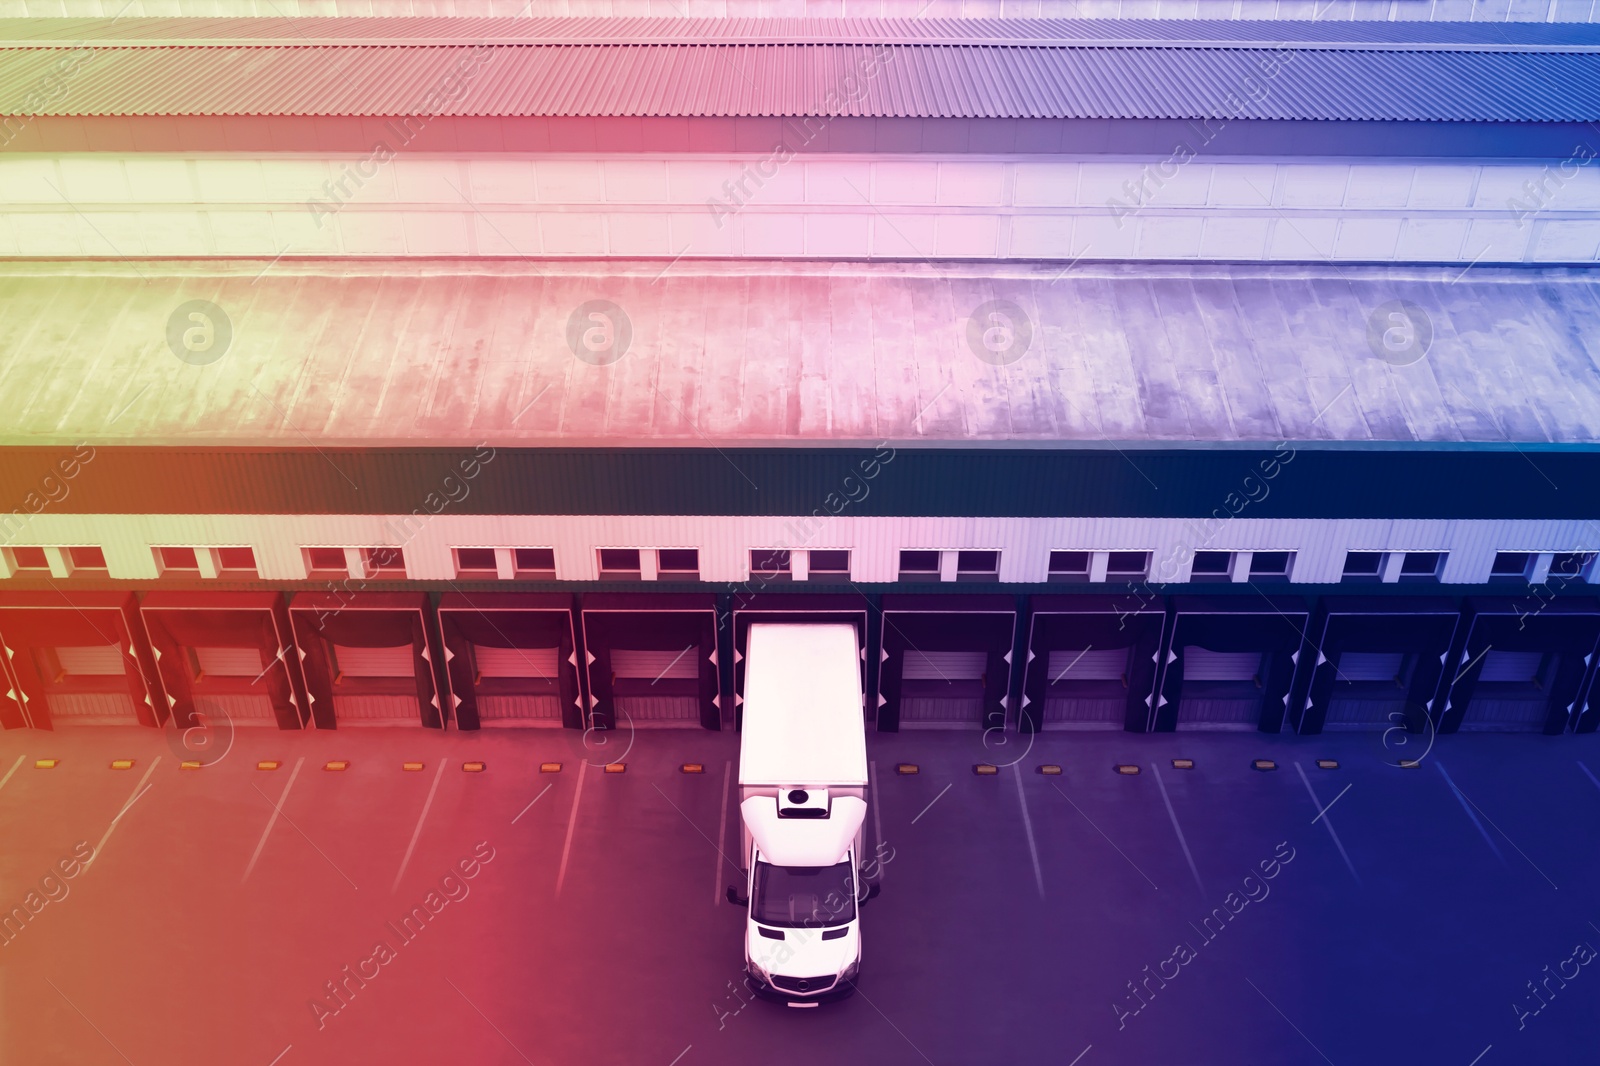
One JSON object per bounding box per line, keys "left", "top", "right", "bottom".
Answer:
{"left": 899, "top": 650, "right": 988, "bottom": 726}
{"left": 140, "top": 592, "right": 309, "bottom": 731}
{"left": 1022, "top": 597, "right": 1165, "bottom": 733}
{"left": 1042, "top": 648, "right": 1129, "bottom": 728}
{"left": 437, "top": 593, "right": 583, "bottom": 730}
{"left": 1176, "top": 648, "right": 1266, "bottom": 730}
{"left": 0, "top": 592, "right": 162, "bottom": 730}
{"left": 1444, "top": 599, "right": 1600, "bottom": 735}
{"left": 878, "top": 595, "right": 1016, "bottom": 732}
{"left": 472, "top": 646, "right": 561, "bottom": 724}
{"left": 611, "top": 647, "right": 702, "bottom": 725}
{"left": 580, "top": 594, "right": 721, "bottom": 731}
{"left": 1323, "top": 651, "right": 1410, "bottom": 729}
{"left": 1460, "top": 651, "right": 1550, "bottom": 730}
{"left": 289, "top": 593, "right": 444, "bottom": 729}
{"left": 35, "top": 645, "right": 141, "bottom": 724}
{"left": 1157, "top": 598, "right": 1307, "bottom": 734}
{"left": 1299, "top": 599, "right": 1459, "bottom": 736}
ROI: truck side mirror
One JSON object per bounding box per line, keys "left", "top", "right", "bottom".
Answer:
{"left": 726, "top": 885, "right": 748, "bottom": 907}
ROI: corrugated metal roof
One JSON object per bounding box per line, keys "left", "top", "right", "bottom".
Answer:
{"left": 1, "top": 260, "right": 1599, "bottom": 448}
{"left": 0, "top": 41, "right": 1596, "bottom": 119}
{"left": 3, "top": 17, "right": 1600, "bottom": 48}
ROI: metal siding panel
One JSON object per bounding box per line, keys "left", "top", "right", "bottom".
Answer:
{"left": 0, "top": 35, "right": 1598, "bottom": 120}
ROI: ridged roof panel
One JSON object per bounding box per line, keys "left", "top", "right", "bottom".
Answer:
{"left": 1, "top": 42, "right": 1597, "bottom": 119}
{"left": 3, "top": 17, "right": 1600, "bottom": 47}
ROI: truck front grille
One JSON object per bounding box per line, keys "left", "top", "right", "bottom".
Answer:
{"left": 770, "top": 974, "right": 836, "bottom": 994}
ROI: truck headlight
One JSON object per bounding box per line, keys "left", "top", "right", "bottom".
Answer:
{"left": 839, "top": 958, "right": 860, "bottom": 982}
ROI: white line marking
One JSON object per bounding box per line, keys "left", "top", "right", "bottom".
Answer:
{"left": 1466, "top": 1045, "right": 1492, "bottom": 1066}
{"left": 667, "top": 1046, "right": 693, "bottom": 1066}
{"left": 1437, "top": 760, "right": 1558, "bottom": 890}
{"left": 0, "top": 754, "right": 26, "bottom": 794}
{"left": 1579, "top": 761, "right": 1600, "bottom": 793}
{"left": 393, "top": 759, "right": 448, "bottom": 892}
{"left": 244, "top": 756, "right": 304, "bottom": 882}
{"left": 715, "top": 760, "right": 732, "bottom": 905}
{"left": 870, "top": 759, "right": 885, "bottom": 883}
{"left": 1067, "top": 1045, "right": 1093, "bottom": 1066}
{"left": 1012, "top": 764, "right": 1045, "bottom": 899}
{"left": 1296, "top": 763, "right": 1361, "bottom": 885}
{"left": 554, "top": 762, "right": 588, "bottom": 897}
{"left": 265, "top": 1045, "right": 293, "bottom": 1066}
{"left": 1310, "top": 782, "right": 1353, "bottom": 824}
{"left": 91, "top": 757, "right": 161, "bottom": 865}
{"left": 910, "top": 783, "right": 952, "bottom": 825}
{"left": 1151, "top": 764, "right": 1204, "bottom": 894}
{"left": 510, "top": 782, "right": 553, "bottom": 825}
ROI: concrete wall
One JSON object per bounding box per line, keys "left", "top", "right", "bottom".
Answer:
{"left": 4, "top": 153, "right": 1598, "bottom": 262}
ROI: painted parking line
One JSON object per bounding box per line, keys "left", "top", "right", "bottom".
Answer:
{"left": 0, "top": 754, "right": 26, "bottom": 796}
{"left": 244, "top": 756, "right": 304, "bottom": 883}
{"left": 393, "top": 759, "right": 448, "bottom": 893}
{"left": 265, "top": 1045, "right": 293, "bottom": 1066}
{"left": 870, "top": 759, "right": 886, "bottom": 883}
{"left": 1012, "top": 764, "right": 1045, "bottom": 899}
{"left": 1150, "top": 764, "right": 1203, "bottom": 895}
{"left": 554, "top": 763, "right": 589, "bottom": 898}
{"left": 716, "top": 760, "right": 731, "bottom": 905}
{"left": 1435, "top": 761, "right": 1559, "bottom": 890}
{"left": 1466, "top": 1045, "right": 1492, "bottom": 1066}
{"left": 1067, "top": 1045, "right": 1092, "bottom": 1066}
{"left": 1295, "top": 763, "right": 1360, "bottom": 886}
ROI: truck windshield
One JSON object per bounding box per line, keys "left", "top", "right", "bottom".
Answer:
{"left": 751, "top": 859, "right": 857, "bottom": 928}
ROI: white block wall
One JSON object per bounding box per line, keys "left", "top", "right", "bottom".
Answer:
{"left": 5, "top": 154, "right": 1600, "bottom": 263}
{"left": 4, "top": 512, "right": 1598, "bottom": 586}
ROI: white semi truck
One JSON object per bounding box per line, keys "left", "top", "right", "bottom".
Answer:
{"left": 726, "top": 623, "right": 879, "bottom": 1005}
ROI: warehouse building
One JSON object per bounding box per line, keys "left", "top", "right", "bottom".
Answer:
{"left": 0, "top": 17, "right": 1598, "bottom": 738}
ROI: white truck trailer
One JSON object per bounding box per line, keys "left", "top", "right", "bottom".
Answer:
{"left": 726, "top": 623, "right": 878, "bottom": 1004}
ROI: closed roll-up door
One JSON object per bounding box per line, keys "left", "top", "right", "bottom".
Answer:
{"left": 612, "top": 648, "right": 698, "bottom": 679}
{"left": 1047, "top": 648, "right": 1125, "bottom": 682}
{"left": 1183, "top": 648, "right": 1260, "bottom": 681}
{"left": 902, "top": 650, "right": 987, "bottom": 681}
{"left": 333, "top": 645, "right": 414, "bottom": 677}
{"left": 475, "top": 646, "right": 559, "bottom": 679}
{"left": 54, "top": 645, "right": 125, "bottom": 675}
{"left": 1337, "top": 652, "right": 1404, "bottom": 682}
{"left": 1479, "top": 650, "right": 1543, "bottom": 683}
{"left": 195, "top": 647, "right": 265, "bottom": 677}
